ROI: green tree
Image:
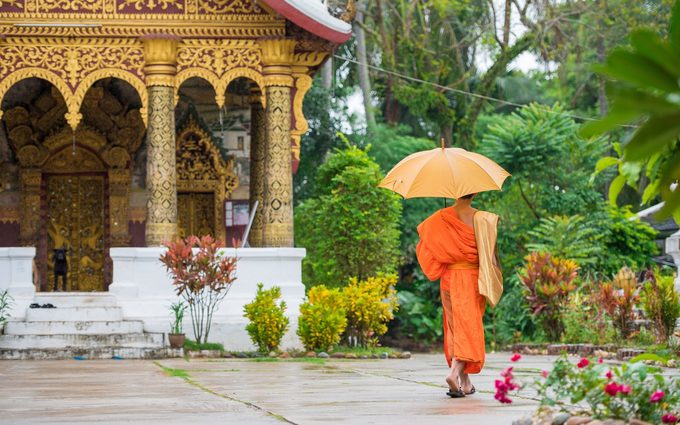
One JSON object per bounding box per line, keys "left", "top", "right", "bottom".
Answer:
{"left": 296, "top": 142, "right": 402, "bottom": 287}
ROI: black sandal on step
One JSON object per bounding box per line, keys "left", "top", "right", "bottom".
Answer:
{"left": 465, "top": 385, "right": 476, "bottom": 395}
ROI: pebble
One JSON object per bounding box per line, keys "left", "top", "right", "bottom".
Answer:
{"left": 305, "top": 351, "right": 317, "bottom": 358}
{"left": 601, "top": 420, "right": 625, "bottom": 425}
{"left": 399, "top": 352, "right": 412, "bottom": 359}
{"left": 317, "top": 352, "right": 329, "bottom": 359}
{"left": 268, "top": 351, "right": 277, "bottom": 358}
{"left": 552, "top": 413, "right": 571, "bottom": 425}
{"left": 345, "top": 353, "right": 358, "bottom": 359}
{"left": 586, "top": 420, "right": 603, "bottom": 425}
{"left": 380, "top": 352, "right": 389, "bottom": 359}
{"left": 629, "top": 419, "right": 654, "bottom": 425}
{"left": 565, "top": 417, "right": 592, "bottom": 425}
{"left": 512, "top": 417, "right": 533, "bottom": 425}
{"left": 278, "top": 352, "right": 291, "bottom": 359}
{"left": 234, "top": 352, "right": 248, "bottom": 358}
{"left": 359, "top": 355, "right": 368, "bottom": 359}
{"left": 221, "top": 352, "right": 233, "bottom": 358}
{"left": 331, "top": 352, "right": 345, "bottom": 359}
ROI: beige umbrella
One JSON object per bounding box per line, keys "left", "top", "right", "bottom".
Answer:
{"left": 379, "top": 141, "right": 511, "bottom": 199}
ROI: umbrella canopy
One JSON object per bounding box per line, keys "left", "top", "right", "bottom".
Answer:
{"left": 379, "top": 144, "right": 511, "bottom": 199}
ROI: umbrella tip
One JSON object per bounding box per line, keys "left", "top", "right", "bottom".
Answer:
{"left": 440, "top": 138, "right": 445, "bottom": 150}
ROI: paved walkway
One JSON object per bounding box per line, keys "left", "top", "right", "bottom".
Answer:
{"left": 0, "top": 353, "right": 551, "bottom": 425}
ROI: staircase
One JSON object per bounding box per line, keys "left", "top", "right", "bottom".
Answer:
{"left": 0, "top": 293, "right": 181, "bottom": 360}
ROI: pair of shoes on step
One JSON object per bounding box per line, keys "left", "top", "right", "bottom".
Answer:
{"left": 29, "top": 303, "right": 56, "bottom": 309}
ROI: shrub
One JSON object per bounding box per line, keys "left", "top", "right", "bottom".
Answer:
{"left": 562, "top": 289, "right": 617, "bottom": 345}
{"left": 343, "top": 274, "right": 399, "bottom": 347}
{"left": 297, "top": 285, "right": 347, "bottom": 352}
{"left": 296, "top": 144, "right": 402, "bottom": 287}
{"left": 597, "top": 267, "right": 639, "bottom": 340}
{"left": 526, "top": 215, "right": 602, "bottom": 268}
{"left": 496, "top": 354, "right": 680, "bottom": 424}
{"left": 170, "top": 301, "right": 187, "bottom": 335}
{"left": 395, "top": 286, "right": 443, "bottom": 344}
{"left": 519, "top": 252, "right": 579, "bottom": 342}
{"left": 160, "top": 235, "right": 237, "bottom": 344}
{"left": 641, "top": 272, "right": 680, "bottom": 344}
{"left": 243, "top": 283, "right": 289, "bottom": 353}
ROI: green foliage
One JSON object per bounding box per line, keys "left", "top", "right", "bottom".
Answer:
{"left": 641, "top": 273, "right": 680, "bottom": 344}
{"left": 395, "top": 285, "right": 443, "bottom": 344}
{"left": 593, "top": 207, "right": 658, "bottom": 276}
{"left": 297, "top": 285, "right": 347, "bottom": 352}
{"left": 526, "top": 215, "right": 603, "bottom": 267}
{"left": 296, "top": 144, "right": 402, "bottom": 287}
{"left": 243, "top": 283, "right": 289, "bottom": 353}
{"left": 0, "top": 289, "right": 13, "bottom": 325}
{"left": 487, "top": 276, "right": 541, "bottom": 346}
{"left": 170, "top": 301, "right": 187, "bottom": 335}
{"left": 581, "top": 1, "right": 680, "bottom": 218}
{"left": 343, "top": 274, "right": 399, "bottom": 347}
{"left": 562, "top": 290, "right": 617, "bottom": 345}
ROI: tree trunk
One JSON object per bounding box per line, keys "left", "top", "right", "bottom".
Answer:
{"left": 354, "top": 3, "right": 376, "bottom": 133}
{"left": 374, "top": 0, "right": 400, "bottom": 124}
{"left": 596, "top": 0, "right": 608, "bottom": 117}
{"left": 502, "top": 0, "right": 512, "bottom": 49}
{"left": 321, "top": 59, "right": 333, "bottom": 91}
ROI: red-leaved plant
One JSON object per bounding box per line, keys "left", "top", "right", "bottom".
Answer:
{"left": 520, "top": 252, "right": 579, "bottom": 341}
{"left": 160, "top": 235, "right": 237, "bottom": 344}
{"left": 597, "top": 267, "right": 639, "bottom": 340}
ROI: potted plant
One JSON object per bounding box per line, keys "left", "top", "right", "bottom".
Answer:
{"left": 0, "top": 289, "right": 14, "bottom": 335}
{"left": 168, "top": 300, "right": 187, "bottom": 349}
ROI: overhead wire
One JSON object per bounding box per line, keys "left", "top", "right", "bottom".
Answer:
{"left": 332, "top": 55, "right": 640, "bottom": 130}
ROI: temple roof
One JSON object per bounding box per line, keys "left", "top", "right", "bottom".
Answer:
{"left": 262, "top": 0, "right": 352, "bottom": 43}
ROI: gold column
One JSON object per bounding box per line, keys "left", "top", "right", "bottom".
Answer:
{"left": 248, "top": 90, "right": 266, "bottom": 247}
{"left": 19, "top": 169, "right": 41, "bottom": 246}
{"left": 259, "top": 38, "right": 296, "bottom": 247}
{"left": 142, "top": 37, "right": 179, "bottom": 246}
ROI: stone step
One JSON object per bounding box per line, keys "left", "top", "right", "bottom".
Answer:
{"left": 0, "top": 332, "right": 165, "bottom": 349}
{"left": 33, "top": 293, "right": 118, "bottom": 307}
{"left": 5, "top": 320, "right": 144, "bottom": 335}
{"left": 0, "top": 347, "right": 183, "bottom": 360}
{"left": 26, "top": 307, "right": 123, "bottom": 322}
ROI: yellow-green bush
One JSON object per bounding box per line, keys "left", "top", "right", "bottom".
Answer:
{"left": 343, "top": 274, "right": 398, "bottom": 347}
{"left": 297, "top": 285, "right": 347, "bottom": 352}
{"left": 243, "top": 283, "right": 289, "bottom": 353}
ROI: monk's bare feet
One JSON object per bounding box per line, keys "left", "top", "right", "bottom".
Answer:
{"left": 446, "top": 360, "right": 465, "bottom": 391}
{"left": 461, "top": 373, "right": 475, "bottom": 394}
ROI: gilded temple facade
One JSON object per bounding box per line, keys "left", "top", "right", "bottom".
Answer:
{"left": 0, "top": 0, "right": 352, "bottom": 292}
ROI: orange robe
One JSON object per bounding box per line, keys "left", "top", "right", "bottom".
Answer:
{"left": 416, "top": 207, "right": 486, "bottom": 374}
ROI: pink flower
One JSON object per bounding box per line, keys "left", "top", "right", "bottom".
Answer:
{"left": 501, "top": 367, "right": 514, "bottom": 377}
{"left": 662, "top": 414, "right": 679, "bottom": 424}
{"left": 619, "top": 384, "right": 631, "bottom": 395}
{"left": 511, "top": 353, "right": 522, "bottom": 362}
{"left": 598, "top": 357, "right": 604, "bottom": 364}
{"left": 541, "top": 370, "right": 549, "bottom": 379}
{"left": 605, "top": 370, "right": 613, "bottom": 380}
{"left": 650, "top": 391, "right": 665, "bottom": 403}
{"left": 577, "top": 358, "right": 590, "bottom": 368}
{"left": 605, "top": 381, "right": 620, "bottom": 396}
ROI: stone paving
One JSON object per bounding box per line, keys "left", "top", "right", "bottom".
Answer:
{"left": 0, "top": 353, "right": 559, "bottom": 425}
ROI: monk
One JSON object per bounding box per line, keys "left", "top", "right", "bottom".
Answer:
{"left": 416, "top": 193, "right": 502, "bottom": 398}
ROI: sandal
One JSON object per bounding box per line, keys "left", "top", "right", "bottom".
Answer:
{"left": 29, "top": 303, "right": 40, "bottom": 309}
{"left": 446, "top": 387, "right": 466, "bottom": 398}
{"left": 465, "top": 385, "right": 476, "bottom": 395}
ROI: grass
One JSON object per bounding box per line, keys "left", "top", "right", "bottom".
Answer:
{"left": 154, "top": 361, "right": 190, "bottom": 378}
{"left": 183, "top": 339, "right": 225, "bottom": 352}
{"left": 248, "top": 357, "right": 326, "bottom": 365}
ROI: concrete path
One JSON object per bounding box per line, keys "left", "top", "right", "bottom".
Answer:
{"left": 0, "top": 353, "right": 548, "bottom": 425}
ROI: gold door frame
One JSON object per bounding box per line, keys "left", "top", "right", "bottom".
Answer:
{"left": 176, "top": 108, "right": 238, "bottom": 241}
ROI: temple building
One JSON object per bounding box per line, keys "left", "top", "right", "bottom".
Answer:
{"left": 0, "top": 0, "right": 352, "bottom": 357}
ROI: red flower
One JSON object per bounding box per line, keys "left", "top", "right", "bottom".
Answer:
{"left": 605, "top": 381, "right": 620, "bottom": 396}
{"left": 662, "top": 414, "right": 679, "bottom": 424}
{"left": 619, "top": 384, "right": 631, "bottom": 395}
{"left": 650, "top": 390, "right": 665, "bottom": 403}
{"left": 541, "top": 370, "right": 549, "bottom": 379}
{"left": 511, "top": 353, "right": 522, "bottom": 362}
{"left": 577, "top": 358, "right": 590, "bottom": 368}
{"left": 598, "top": 357, "right": 604, "bottom": 364}
{"left": 606, "top": 370, "right": 613, "bottom": 380}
